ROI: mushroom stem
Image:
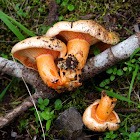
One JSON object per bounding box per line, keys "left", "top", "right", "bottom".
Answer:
{"left": 96, "top": 91, "right": 117, "bottom": 122}
{"left": 67, "top": 39, "right": 90, "bottom": 69}
{"left": 59, "top": 39, "right": 90, "bottom": 86}
{"left": 36, "top": 54, "right": 63, "bottom": 90}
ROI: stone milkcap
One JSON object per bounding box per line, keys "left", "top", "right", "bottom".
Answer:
{"left": 11, "top": 36, "right": 66, "bottom": 70}
{"left": 45, "top": 20, "right": 119, "bottom": 46}
{"left": 83, "top": 91, "right": 121, "bottom": 132}
{"left": 11, "top": 36, "right": 67, "bottom": 92}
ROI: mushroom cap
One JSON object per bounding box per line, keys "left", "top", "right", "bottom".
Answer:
{"left": 11, "top": 36, "right": 66, "bottom": 70}
{"left": 83, "top": 99, "right": 121, "bottom": 132}
{"left": 46, "top": 20, "right": 119, "bottom": 45}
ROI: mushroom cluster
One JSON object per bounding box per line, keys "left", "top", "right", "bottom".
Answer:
{"left": 45, "top": 20, "right": 119, "bottom": 91}
{"left": 12, "top": 20, "right": 119, "bottom": 92}
{"left": 83, "top": 91, "right": 121, "bottom": 132}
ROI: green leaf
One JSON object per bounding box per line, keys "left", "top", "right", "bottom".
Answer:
{"left": 104, "top": 79, "right": 110, "bottom": 85}
{"left": 67, "top": 4, "right": 74, "bottom": 11}
{"left": 61, "top": 0, "right": 69, "bottom": 6}
{"left": 117, "top": 69, "right": 124, "bottom": 76}
{"left": 94, "top": 47, "right": 100, "bottom": 56}
{"left": 40, "top": 104, "right": 45, "bottom": 110}
{"left": 0, "top": 78, "right": 15, "bottom": 101}
{"left": 110, "top": 75, "right": 115, "bottom": 81}
{"left": 113, "top": 67, "right": 117, "bottom": 75}
{"left": 46, "top": 120, "right": 51, "bottom": 131}
{"left": 41, "top": 111, "right": 51, "bottom": 120}
{"left": 34, "top": 111, "right": 43, "bottom": 122}
{"left": 131, "top": 59, "right": 136, "bottom": 63}
{"left": 123, "top": 67, "right": 128, "bottom": 71}
{"left": 45, "top": 107, "right": 52, "bottom": 112}
{"left": 15, "top": 3, "right": 20, "bottom": 10}
{"left": 43, "top": 99, "right": 49, "bottom": 106}
{"left": 55, "top": 99, "right": 62, "bottom": 110}
{"left": 0, "top": 11, "right": 25, "bottom": 40}
{"left": 56, "top": 0, "right": 61, "bottom": 4}
{"left": 0, "top": 10, "right": 35, "bottom": 37}
{"left": 99, "top": 81, "right": 106, "bottom": 87}
{"left": 38, "top": 98, "right": 43, "bottom": 104}
{"left": 106, "top": 68, "right": 113, "bottom": 74}
{"left": 111, "top": 134, "right": 117, "bottom": 139}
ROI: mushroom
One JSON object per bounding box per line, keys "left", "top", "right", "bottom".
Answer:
{"left": 83, "top": 91, "right": 121, "bottom": 132}
{"left": 46, "top": 20, "right": 119, "bottom": 90}
{"left": 11, "top": 36, "right": 67, "bottom": 92}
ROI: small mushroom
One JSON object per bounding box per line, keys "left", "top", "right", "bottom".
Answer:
{"left": 46, "top": 20, "right": 119, "bottom": 90}
{"left": 11, "top": 36, "right": 66, "bottom": 92}
{"left": 83, "top": 91, "right": 121, "bottom": 132}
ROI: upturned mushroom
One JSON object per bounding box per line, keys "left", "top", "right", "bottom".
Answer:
{"left": 11, "top": 36, "right": 66, "bottom": 92}
{"left": 83, "top": 91, "right": 120, "bottom": 132}
{"left": 46, "top": 20, "right": 119, "bottom": 91}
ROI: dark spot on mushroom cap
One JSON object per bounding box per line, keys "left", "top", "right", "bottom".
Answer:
{"left": 50, "top": 37, "right": 56, "bottom": 41}
{"left": 71, "top": 21, "right": 74, "bottom": 28}
{"left": 37, "top": 36, "right": 41, "bottom": 39}
{"left": 43, "top": 40, "right": 48, "bottom": 43}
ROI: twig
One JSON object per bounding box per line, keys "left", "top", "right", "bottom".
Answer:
{"left": 0, "top": 33, "right": 139, "bottom": 128}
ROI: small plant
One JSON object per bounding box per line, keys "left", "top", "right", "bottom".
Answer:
{"left": 129, "top": 132, "right": 140, "bottom": 140}
{"left": 99, "top": 65, "right": 124, "bottom": 89}
{"left": 30, "top": 98, "right": 63, "bottom": 136}
{"left": 15, "top": 3, "right": 26, "bottom": 18}
{"left": 104, "top": 131, "right": 118, "bottom": 140}
{"left": 57, "top": 0, "right": 75, "bottom": 14}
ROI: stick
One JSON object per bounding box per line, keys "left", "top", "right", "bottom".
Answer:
{"left": 82, "top": 33, "right": 140, "bottom": 80}
{"left": 0, "top": 33, "right": 139, "bottom": 128}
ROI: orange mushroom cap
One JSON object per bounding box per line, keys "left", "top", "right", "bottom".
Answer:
{"left": 83, "top": 91, "right": 120, "bottom": 132}
{"left": 12, "top": 36, "right": 66, "bottom": 70}
{"left": 46, "top": 20, "right": 119, "bottom": 45}
{"left": 11, "top": 36, "right": 67, "bottom": 92}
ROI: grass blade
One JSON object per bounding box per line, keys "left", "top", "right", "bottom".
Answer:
{"left": 128, "top": 64, "right": 139, "bottom": 107}
{"left": 95, "top": 86, "right": 139, "bottom": 106}
{"left": 0, "top": 78, "right": 15, "bottom": 101}
{"left": 1, "top": 11, "right": 36, "bottom": 37}
{"left": 119, "top": 128, "right": 129, "bottom": 136}
{"left": 123, "top": 27, "right": 134, "bottom": 35}
{"left": 130, "top": 47, "right": 140, "bottom": 60}
{"left": 0, "top": 11, "right": 25, "bottom": 41}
